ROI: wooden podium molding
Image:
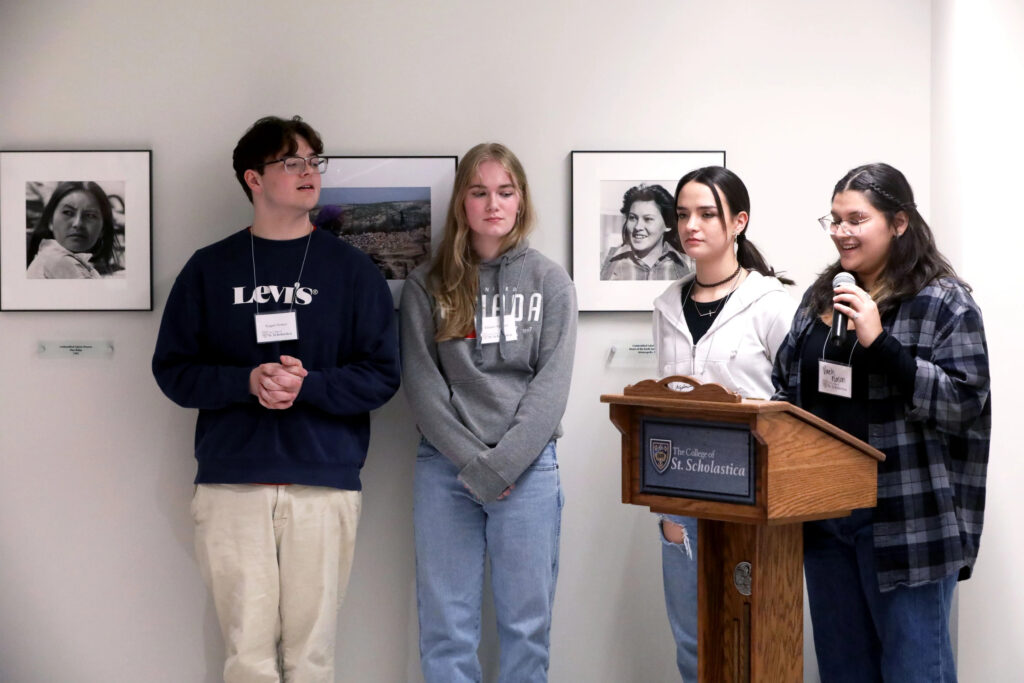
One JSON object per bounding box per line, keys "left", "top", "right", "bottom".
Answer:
{"left": 602, "top": 376, "right": 883, "bottom": 683}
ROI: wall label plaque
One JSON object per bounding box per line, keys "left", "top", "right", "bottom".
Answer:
{"left": 37, "top": 340, "right": 114, "bottom": 358}
{"left": 606, "top": 340, "right": 657, "bottom": 368}
{"left": 640, "top": 416, "right": 755, "bottom": 505}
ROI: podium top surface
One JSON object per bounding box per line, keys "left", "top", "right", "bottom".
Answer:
{"left": 601, "top": 376, "right": 884, "bottom": 462}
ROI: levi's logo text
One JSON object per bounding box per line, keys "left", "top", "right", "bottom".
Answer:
{"left": 233, "top": 285, "right": 317, "bottom": 306}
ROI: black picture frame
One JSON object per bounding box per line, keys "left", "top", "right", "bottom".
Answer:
{"left": 0, "top": 149, "right": 153, "bottom": 311}
{"left": 570, "top": 150, "right": 726, "bottom": 311}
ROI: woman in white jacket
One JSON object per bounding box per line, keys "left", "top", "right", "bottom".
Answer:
{"left": 652, "top": 166, "right": 796, "bottom": 681}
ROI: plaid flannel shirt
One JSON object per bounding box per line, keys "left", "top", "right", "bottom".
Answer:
{"left": 771, "top": 278, "right": 991, "bottom": 591}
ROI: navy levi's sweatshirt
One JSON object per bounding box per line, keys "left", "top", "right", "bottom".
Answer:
{"left": 152, "top": 228, "right": 401, "bottom": 490}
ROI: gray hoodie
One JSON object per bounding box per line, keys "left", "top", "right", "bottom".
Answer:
{"left": 399, "top": 242, "right": 578, "bottom": 502}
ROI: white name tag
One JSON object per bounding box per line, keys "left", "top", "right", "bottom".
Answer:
{"left": 818, "top": 359, "right": 852, "bottom": 398}
{"left": 254, "top": 310, "right": 299, "bottom": 344}
{"left": 479, "top": 315, "right": 518, "bottom": 344}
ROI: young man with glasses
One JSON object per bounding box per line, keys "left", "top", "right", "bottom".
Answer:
{"left": 153, "top": 115, "right": 401, "bottom": 682}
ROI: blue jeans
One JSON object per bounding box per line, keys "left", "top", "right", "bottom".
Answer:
{"left": 659, "top": 514, "right": 698, "bottom": 682}
{"left": 804, "top": 508, "right": 958, "bottom": 683}
{"left": 414, "top": 438, "right": 564, "bottom": 683}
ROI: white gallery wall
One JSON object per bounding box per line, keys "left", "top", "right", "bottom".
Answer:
{"left": 0, "top": 0, "right": 1014, "bottom": 680}
{"left": 932, "top": 0, "right": 1024, "bottom": 678}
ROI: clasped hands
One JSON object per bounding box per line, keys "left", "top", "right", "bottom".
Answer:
{"left": 249, "top": 355, "right": 307, "bottom": 410}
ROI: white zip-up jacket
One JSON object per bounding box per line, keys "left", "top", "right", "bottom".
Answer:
{"left": 652, "top": 270, "right": 796, "bottom": 399}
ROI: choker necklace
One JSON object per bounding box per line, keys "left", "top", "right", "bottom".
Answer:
{"left": 695, "top": 263, "right": 741, "bottom": 288}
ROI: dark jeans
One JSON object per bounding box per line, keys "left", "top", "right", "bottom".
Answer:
{"left": 804, "top": 509, "right": 957, "bottom": 683}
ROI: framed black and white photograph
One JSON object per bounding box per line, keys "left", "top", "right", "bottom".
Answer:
{"left": 571, "top": 150, "right": 726, "bottom": 311}
{"left": 312, "top": 156, "right": 457, "bottom": 304}
{"left": 0, "top": 150, "right": 152, "bottom": 311}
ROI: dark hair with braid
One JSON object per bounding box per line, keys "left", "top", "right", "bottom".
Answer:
{"left": 807, "top": 162, "right": 966, "bottom": 316}
{"left": 675, "top": 166, "right": 793, "bottom": 284}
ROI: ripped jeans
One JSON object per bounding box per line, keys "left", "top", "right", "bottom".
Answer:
{"left": 658, "top": 513, "right": 698, "bottom": 682}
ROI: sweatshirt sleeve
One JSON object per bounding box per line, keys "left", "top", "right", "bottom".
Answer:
{"left": 296, "top": 261, "right": 401, "bottom": 415}
{"left": 864, "top": 331, "right": 917, "bottom": 398}
{"left": 652, "top": 307, "right": 665, "bottom": 373}
{"left": 457, "top": 278, "right": 578, "bottom": 502}
{"left": 152, "top": 257, "right": 254, "bottom": 410}
{"left": 771, "top": 289, "right": 814, "bottom": 404}
{"left": 759, "top": 290, "right": 799, "bottom": 364}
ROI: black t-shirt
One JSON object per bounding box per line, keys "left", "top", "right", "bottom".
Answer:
{"left": 682, "top": 289, "right": 728, "bottom": 345}
{"left": 798, "top": 319, "right": 872, "bottom": 443}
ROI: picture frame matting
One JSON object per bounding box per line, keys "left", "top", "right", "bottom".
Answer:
{"left": 571, "top": 150, "right": 726, "bottom": 312}
{"left": 0, "top": 149, "right": 153, "bottom": 311}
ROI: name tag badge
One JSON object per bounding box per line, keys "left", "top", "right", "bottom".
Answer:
{"left": 818, "top": 359, "right": 852, "bottom": 398}
{"left": 479, "top": 314, "right": 518, "bottom": 345}
{"left": 254, "top": 310, "right": 299, "bottom": 344}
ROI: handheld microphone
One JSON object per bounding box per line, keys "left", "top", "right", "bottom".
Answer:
{"left": 831, "top": 271, "right": 856, "bottom": 346}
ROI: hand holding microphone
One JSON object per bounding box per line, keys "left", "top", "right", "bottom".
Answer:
{"left": 831, "top": 272, "right": 883, "bottom": 347}
{"left": 831, "top": 272, "right": 856, "bottom": 346}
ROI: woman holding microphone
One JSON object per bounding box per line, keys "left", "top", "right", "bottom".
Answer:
{"left": 772, "top": 163, "right": 991, "bottom": 682}
{"left": 652, "top": 166, "right": 795, "bottom": 680}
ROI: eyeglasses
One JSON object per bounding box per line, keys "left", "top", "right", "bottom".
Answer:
{"left": 818, "top": 214, "right": 871, "bottom": 236}
{"left": 262, "top": 155, "right": 328, "bottom": 175}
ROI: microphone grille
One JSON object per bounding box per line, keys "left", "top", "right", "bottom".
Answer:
{"left": 832, "top": 271, "right": 856, "bottom": 288}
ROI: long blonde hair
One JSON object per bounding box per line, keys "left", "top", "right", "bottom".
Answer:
{"left": 428, "top": 143, "right": 536, "bottom": 341}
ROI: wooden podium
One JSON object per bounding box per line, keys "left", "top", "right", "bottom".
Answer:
{"left": 601, "top": 377, "right": 884, "bottom": 683}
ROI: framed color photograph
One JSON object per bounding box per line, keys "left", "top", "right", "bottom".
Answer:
{"left": 571, "top": 150, "right": 726, "bottom": 311}
{"left": 312, "top": 156, "right": 457, "bottom": 304}
{"left": 0, "top": 150, "right": 152, "bottom": 311}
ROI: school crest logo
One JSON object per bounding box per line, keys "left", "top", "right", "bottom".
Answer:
{"left": 650, "top": 438, "right": 672, "bottom": 475}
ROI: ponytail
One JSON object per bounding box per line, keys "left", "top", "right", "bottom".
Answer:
{"left": 737, "top": 232, "right": 793, "bottom": 285}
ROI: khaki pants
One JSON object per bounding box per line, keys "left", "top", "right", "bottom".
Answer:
{"left": 192, "top": 484, "right": 361, "bottom": 683}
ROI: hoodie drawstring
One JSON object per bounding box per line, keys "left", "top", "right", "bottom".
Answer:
{"left": 472, "top": 295, "right": 485, "bottom": 363}
{"left": 496, "top": 255, "right": 510, "bottom": 361}
{"left": 472, "top": 247, "right": 529, "bottom": 365}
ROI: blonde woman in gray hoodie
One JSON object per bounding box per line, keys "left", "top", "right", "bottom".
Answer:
{"left": 399, "top": 143, "right": 577, "bottom": 683}
{"left": 652, "top": 166, "right": 796, "bottom": 681}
